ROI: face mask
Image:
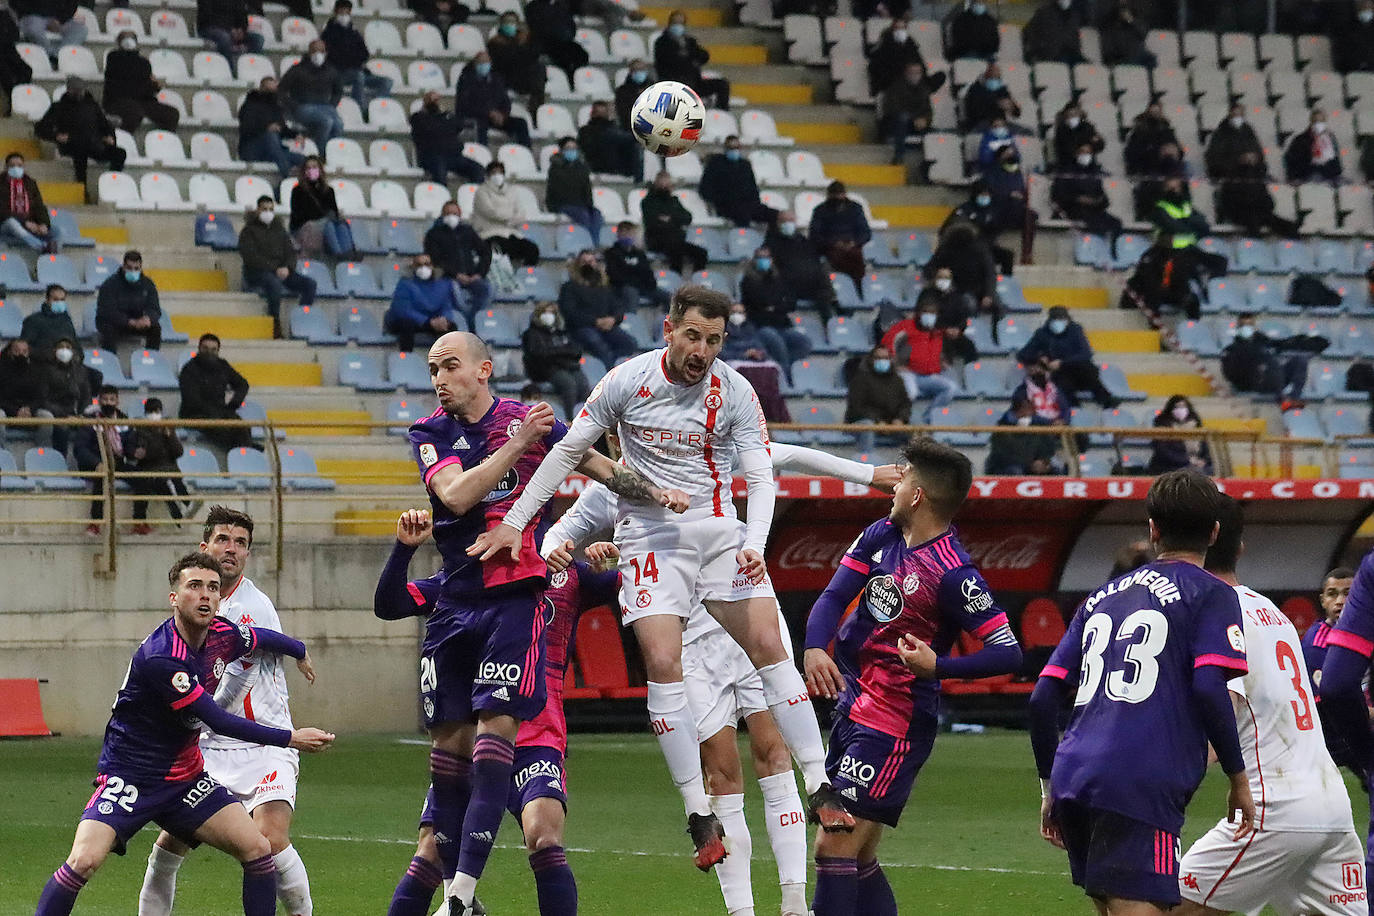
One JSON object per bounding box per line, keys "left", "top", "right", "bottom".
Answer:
{"left": 1002, "top": 160, "right": 1019, "bottom": 172}
{"left": 258, "top": 209, "right": 275, "bottom": 223}
{"left": 55, "top": 347, "right": 73, "bottom": 364}
{"left": 779, "top": 221, "right": 796, "bottom": 236}
{"left": 310, "top": 52, "right": 326, "bottom": 66}
{"left": 970, "top": 2, "right": 987, "bottom": 13}
{"left": 1237, "top": 324, "right": 1256, "bottom": 339}
{"left": 199, "top": 349, "right": 218, "bottom": 362}
{"left": 1049, "top": 319, "right": 1069, "bottom": 334}
{"left": 668, "top": 23, "right": 686, "bottom": 36}
{"left": 1361, "top": 9, "right": 1373, "bottom": 22}
{"left": 475, "top": 61, "right": 491, "bottom": 77}
{"left": 120, "top": 38, "right": 136, "bottom": 51}
{"left": 537, "top": 311, "right": 557, "bottom": 328}
{"left": 725, "top": 149, "right": 742, "bottom": 161}
{"left": 443, "top": 214, "right": 460, "bottom": 229}
{"left": 6, "top": 165, "right": 21, "bottom": 180}
{"left": 499, "top": 21, "right": 517, "bottom": 35}
{"left": 992, "top": 126, "right": 1010, "bottom": 138}
{"left": 729, "top": 312, "right": 746, "bottom": 326}
{"left": 1058, "top": 0, "right": 1071, "bottom": 9}
{"left": 918, "top": 313, "right": 937, "bottom": 329}
{"left": 100, "top": 403, "right": 118, "bottom": 416}
{"left": 755, "top": 257, "right": 771, "bottom": 271}
{"left": 631, "top": 70, "right": 647, "bottom": 83}
{"left": 1016, "top": 414, "right": 1033, "bottom": 426}
{"left": 985, "top": 77, "right": 1003, "bottom": 91}
{"left": 892, "top": 28, "right": 908, "bottom": 42}
{"left": 1313, "top": 121, "right": 1327, "bottom": 133}
{"left": 144, "top": 411, "right": 162, "bottom": 421}
{"left": 1171, "top": 405, "right": 1191, "bottom": 421}
{"left": 616, "top": 235, "right": 634, "bottom": 246}
{"left": 562, "top": 148, "right": 579, "bottom": 162}
{"left": 975, "top": 193, "right": 991, "bottom": 207}
{"left": 579, "top": 264, "right": 598, "bottom": 280}
{"left": 935, "top": 277, "right": 953, "bottom": 292}
{"left": 416, "top": 265, "right": 433, "bottom": 280}
{"left": 336, "top": 14, "right": 351, "bottom": 26}
{"left": 50, "top": 300, "right": 67, "bottom": 314}
{"left": 1076, "top": 153, "right": 1092, "bottom": 167}
{"left": 490, "top": 172, "right": 505, "bottom": 187}
{"left": 124, "top": 269, "right": 141, "bottom": 282}
{"left": 1229, "top": 116, "right": 1244, "bottom": 129}
{"left": 872, "top": 358, "right": 891, "bottom": 373}
{"left": 305, "top": 167, "right": 321, "bottom": 180}
{"left": 1066, "top": 116, "right": 1081, "bottom": 129}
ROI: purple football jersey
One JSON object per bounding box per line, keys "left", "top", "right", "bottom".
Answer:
{"left": 1327, "top": 550, "right": 1374, "bottom": 662}
{"left": 1042, "top": 560, "right": 1247, "bottom": 833}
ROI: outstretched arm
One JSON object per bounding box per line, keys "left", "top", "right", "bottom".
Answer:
{"left": 1028, "top": 675, "right": 1068, "bottom": 848}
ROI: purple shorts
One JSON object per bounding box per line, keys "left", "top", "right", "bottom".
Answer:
{"left": 80, "top": 770, "right": 239, "bottom": 855}
{"left": 416, "top": 746, "right": 567, "bottom": 831}
{"left": 823, "top": 714, "right": 936, "bottom": 828}
{"left": 1053, "top": 799, "right": 1182, "bottom": 907}
{"left": 420, "top": 590, "right": 549, "bottom": 727}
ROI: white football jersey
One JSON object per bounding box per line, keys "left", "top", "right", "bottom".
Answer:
{"left": 202, "top": 575, "right": 295, "bottom": 749}
{"left": 1231, "top": 586, "right": 1354, "bottom": 833}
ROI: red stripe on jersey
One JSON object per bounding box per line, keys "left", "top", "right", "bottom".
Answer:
{"left": 1242, "top": 696, "right": 1265, "bottom": 830}
{"left": 423, "top": 455, "right": 462, "bottom": 488}
{"left": 1194, "top": 653, "right": 1247, "bottom": 672}
{"left": 406, "top": 582, "right": 427, "bottom": 606}
{"left": 170, "top": 684, "right": 204, "bottom": 710}
{"left": 1153, "top": 831, "right": 1160, "bottom": 874}
{"left": 243, "top": 689, "right": 256, "bottom": 721}
{"left": 702, "top": 374, "right": 724, "bottom": 517}
{"left": 519, "top": 603, "right": 547, "bottom": 697}
{"left": 840, "top": 555, "right": 870, "bottom": 574}
{"left": 1040, "top": 664, "right": 1070, "bottom": 680}
{"left": 935, "top": 538, "right": 961, "bottom": 570}
{"left": 972, "top": 613, "right": 1010, "bottom": 639}
{"left": 1204, "top": 831, "right": 1257, "bottom": 904}
{"left": 1327, "top": 628, "right": 1374, "bottom": 658}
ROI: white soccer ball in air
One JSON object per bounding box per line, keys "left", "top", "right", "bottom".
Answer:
{"left": 629, "top": 80, "right": 707, "bottom": 157}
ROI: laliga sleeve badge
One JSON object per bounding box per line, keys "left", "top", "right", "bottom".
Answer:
{"left": 171, "top": 671, "right": 192, "bottom": 694}
{"left": 1227, "top": 623, "right": 1245, "bottom": 653}
{"left": 419, "top": 443, "right": 438, "bottom": 467}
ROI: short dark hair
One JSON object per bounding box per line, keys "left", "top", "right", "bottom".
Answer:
{"left": 144, "top": 397, "right": 163, "bottom": 413}
{"left": 98, "top": 384, "right": 118, "bottom": 397}
{"left": 900, "top": 436, "right": 972, "bottom": 520}
{"left": 45, "top": 283, "right": 65, "bottom": 298}
{"left": 169, "top": 550, "right": 222, "bottom": 588}
{"left": 1203, "top": 493, "right": 1243, "bottom": 574}
{"left": 668, "top": 284, "right": 732, "bottom": 324}
{"left": 485, "top": 160, "right": 504, "bottom": 174}
{"left": 559, "top": 135, "right": 576, "bottom": 147}
{"left": 725, "top": 134, "right": 740, "bottom": 144}
{"left": 5, "top": 151, "right": 22, "bottom": 165}
{"left": 827, "top": 180, "right": 846, "bottom": 195}
{"left": 1146, "top": 469, "right": 1222, "bottom": 554}
{"left": 256, "top": 194, "right": 274, "bottom": 207}
{"left": 617, "top": 220, "right": 636, "bottom": 232}
{"left": 123, "top": 250, "right": 142, "bottom": 264}
{"left": 1324, "top": 567, "right": 1356, "bottom": 584}
{"left": 202, "top": 505, "right": 255, "bottom": 548}
{"left": 198, "top": 333, "right": 221, "bottom": 347}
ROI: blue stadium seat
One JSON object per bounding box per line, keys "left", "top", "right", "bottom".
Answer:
{"left": 791, "top": 313, "right": 834, "bottom": 353}
{"left": 295, "top": 260, "right": 341, "bottom": 297}
{"left": 177, "top": 448, "right": 238, "bottom": 491}
{"left": 725, "top": 227, "right": 764, "bottom": 261}
{"left": 996, "top": 275, "right": 1037, "bottom": 312}
{"left": 1098, "top": 364, "right": 1148, "bottom": 400}
{"left": 579, "top": 354, "right": 609, "bottom": 384}
{"left": 386, "top": 396, "right": 424, "bottom": 434}
{"left": 48, "top": 209, "right": 93, "bottom": 248}
{"left": 1316, "top": 239, "right": 1356, "bottom": 274}
{"left": 473, "top": 308, "right": 520, "bottom": 347}
{"left": 227, "top": 446, "right": 272, "bottom": 490}
{"left": 278, "top": 445, "right": 335, "bottom": 490}
{"left": 158, "top": 311, "right": 189, "bottom": 344}
{"left": 884, "top": 231, "right": 934, "bottom": 267}
{"left": 336, "top": 262, "right": 386, "bottom": 299}
{"left": 929, "top": 403, "right": 988, "bottom": 446}
{"left": 504, "top": 265, "right": 559, "bottom": 302}
{"left": 1070, "top": 404, "right": 1103, "bottom": 429}
{"left": 825, "top": 315, "right": 869, "bottom": 353}
{"left": 1339, "top": 459, "right": 1374, "bottom": 479}
{"left": 1336, "top": 322, "right": 1374, "bottom": 358}
{"left": 85, "top": 254, "right": 120, "bottom": 288}
{"left": 1205, "top": 277, "right": 1246, "bottom": 312}
{"left": 1197, "top": 236, "right": 1233, "bottom": 263}
{"left": 23, "top": 446, "right": 84, "bottom": 491}
{"left": 553, "top": 223, "right": 596, "bottom": 258}
{"left": 289, "top": 305, "right": 347, "bottom": 344}
{"left": 519, "top": 224, "right": 557, "bottom": 256}
{"left": 238, "top": 400, "right": 282, "bottom": 441}
{"left": 1110, "top": 234, "right": 1151, "bottom": 270}
{"left": 618, "top": 310, "right": 652, "bottom": 348}
{"left": 961, "top": 360, "right": 1006, "bottom": 398}
{"left": 0, "top": 299, "right": 21, "bottom": 338}
{"left": 194, "top": 211, "right": 239, "bottom": 250}
{"left": 0, "top": 252, "right": 38, "bottom": 292}
{"left": 861, "top": 272, "right": 905, "bottom": 308}
{"left": 687, "top": 226, "right": 730, "bottom": 262}
{"left": 1074, "top": 234, "right": 1111, "bottom": 268}
{"left": 1248, "top": 280, "right": 1293, "bottom": 313}
{"left": 377, "top": 259, "right": 407, "bottom": 297}
{"left": 1306, "top": 362, "right": 1345, "bottom": 399}
{"left": 1275, "top": 239, "right": 1317, "bottom": 273}
{"left": 0, "top": 447, "right": 32, "bottom": 490}
{"left": 687, "top": 269, "right": 729, "bottom": 294}
{"left": 1174, "top": 319, "right": 1220, "bottom": 356}
{"left": 36, "top": 254, "right": 90, "bottom": 293}
{"left": 831, "top": 273, "right": 862, "bottom": 311}
{"left": 790, "top": 359, "right": 844, "bottom": 396}
{"left": 1232, "top": 238, "right": 1278, "bottom": 273}
{"left": 85, "top": 348, "right": 136, "bottom": 389}
{"left": 1323, "top": 405, "right": 1368, "bottom": 441}
{"left": 655, "top": 268, "right": 684, "bottom": 294}
{"left": 995, "top": 317, "right": 1030, "bottom": 354}
{"left": 388, "top": 351, "right": 432, "bottom": 391}
{"left": 129, "top": 349, "right": 179, "bottom": 388}
{"left": 378, "top": 219, "right": 424, "bottom": 255}
{"left": 795, "top": 403, "right": 855, "bottom": 446}
{"left": 1093, "top": 406, "right": 1140, "bottom": 447}
{"left": 1282, "top": 408, "right": 1324, "bottom": 440}
{"left": 338, "top": 352, "right": 393, "bottom": 391}
{"left": 341, "top": 305, "right": 391, "bottom": 344}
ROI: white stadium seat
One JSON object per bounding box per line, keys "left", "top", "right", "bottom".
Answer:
{"left": 370, "top": 139, "right": 423, "bottom": 176}
{"left": 144, "top": 130, "right": 187, "bottom": 165}
{"left": 371, "top": 179, "right": 420, "bottom": 217}
{"left": 15, "top": 44, "right": 53, "bottom": 78}
{"left": 406, "top": 22, "right": 449, "bottom": 56}
{"left": 236, "top": 54, "right": 276, "bottom": 87}
{"left": 99, "top": 172, "right": 141, "bottom": 208}
{"left": 498, "top": 144, "right": 541, "bottom": 179}
{"left": 191, "top": 90, "right": 235, "bottom": 127}
{"left": 413, "top": 181, "right": 452, "bottom": 216}
{"left": 280, "top": 17, "right": 320, "bottom": 50}
{"left": 235, "top": 174, "right": 276, "bottom": 209}
{"left": 407, "top": 61, "right": 447, "bottom": 92}
{"left": 192, "top": 52, "right": 234, "bottom": 86}
{"left": 447, "top": 25, "right": 486, "bottom": 59}
{"left": 139, "top": 172, "right": 193, "bottom": 211}
{"left": 326, "top": 138, "right": 375, "bottom": 174}
{"left": 190, "top": 133, "right": 238, "bottom": 168}
{"left": 10, "top": 84, "right": 50, "bottom": 121}
{"left": 188, "top": 173, "right": 233, "bottom": 209}
{"left": 105, "top": 7, "right": 145, "bottom": 37}
{"left": 57, "top": 46, "right": 100, "bottom": 79}
{"left": 364, "top": 20, "right": 405, "bottom": 56}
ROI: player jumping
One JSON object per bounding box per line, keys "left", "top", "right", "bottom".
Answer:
{"left": 1175, "top": 495, "right": 1365, "bottom": 915}
{"left": 472, "top": 286, "right": 851, "bottom": 870}
{"left": 33, "top": 551, "right": 333, "bottom": 916}
{"left": 1030, "top": 469, "right": 1255, "bottom": 915}
{"left": 802, "top": 437, "right": 1022, "bottom": 916}
{"left": 138, "top": 507, "right": 318, "bottom": 916}
{"left": 409, "top": 332, "right": 682, "bottom": 916}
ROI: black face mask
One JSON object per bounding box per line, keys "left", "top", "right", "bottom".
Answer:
{"left": 199, "top": 351, "right": 219, "bottom": 363}
{"left": 100, "top": 403, "right": 118, "bottom": 416}
{"left": 579, "top": 265, "right": 599, "bottom": 281}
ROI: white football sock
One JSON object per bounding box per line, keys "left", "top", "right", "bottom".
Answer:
{"left": 137, "top": 844, "right": 184, "bottom": 916}
{"left": 451, "top": 872, "right": 477, "bottom": 906}
{"left": 647, "top": 680, "right": 712, "bottom": 816}
{"left": 272, "top": 844, "right": 313, "bottom": 915}
{"left": 710, "top": 794, "right": 754, "bottom": 916}
{"left": 757, "top": 661, "right": 829, "bottom": 795}
{"left": 758, "top": 771, "right": 809, "bottom": 907}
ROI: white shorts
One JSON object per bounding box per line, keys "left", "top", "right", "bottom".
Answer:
{"left": 1179, "top": 820, "right": 1367, "bottom": 915}
{"left": 200, "top": 744, "right": 300, "bottom": 812}
{"left": 615, "top": 514, "right": 775, "bottom": 627}
{"left": 684, "top": 628, "right": 768, "bottom": 741}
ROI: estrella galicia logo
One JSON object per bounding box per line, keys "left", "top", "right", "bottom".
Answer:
{"left": 542, "top": 596, "right": 557, "bottom": 627}
{"left": 866, "top": 575, "right": 902, "bottom": 623}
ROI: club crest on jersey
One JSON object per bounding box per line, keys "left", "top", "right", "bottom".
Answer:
{"left": 419, "top": 443, "right": 438, "bottom": 467}
{"left": 901, "top": 573, "right": 920, "bottom": 595}
{"left": 171, "top": 671, "right": 192, "bottom": 693}
{"left": 213, "top": 657, "right": 225, "bottom": 679}
{"left": 704, "top": 392, "right": 723, "bottom": 411}
{"left": 636, "top": 589, "right": 652, "bottom": 608}
{"left": 550, "top": 570, "right": 569, "bottom": 590}
{"left": 867, "top": 575, "right": 902, "bottom": 623}
{"left": 1227, "top": 623, "right": 1245, "bottom": 653}
{"left": 506, "top": 418, "right": 523, "bottom": 439}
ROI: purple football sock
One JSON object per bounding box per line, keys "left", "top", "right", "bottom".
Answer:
{"left": 529, "top": 845, "right": 578, "bottom": 916}
{"left": 812, "top": 856, "right": 858, "bottom": 916}
{"left": 35, "top": 864, "right": 86, "bottom": 916}
{"left": 387, "top": 855, "right": 443, "bottom": 916}
{"left": 856, "top": 859, "right": 897, "bottom": 916}
{"left": 430, "top": 749, "right": 473, "bottom": 880}
{"left": 241, "top": 854, "right": 277, "bottom": 916}
{"left": 454, "top": 733, "right": 516, "bottom": 883}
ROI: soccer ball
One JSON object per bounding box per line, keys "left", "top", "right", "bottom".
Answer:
{"left": 629, "top": 80, "right": 706, "bottom": 157}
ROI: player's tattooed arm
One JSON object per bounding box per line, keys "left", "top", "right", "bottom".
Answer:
{"left": 578, "top": 451, "right": 690, "bottom": 512}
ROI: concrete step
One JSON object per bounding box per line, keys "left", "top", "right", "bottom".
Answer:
{"left": 160, "top": 292, "right": 269, "bottom": 316}
{"left": 237, "top": 361, "right": 322, "bottom": 387}
{"left": 1022, "top": 285, "right": 1111, "bottom": 309}
{"left": 640, "top": 5, "right": 723, "bottom": 26}
{"left": 1086, "top": 329, "right": 1160, "bottom": 354}
{"left": 268, "top": 408, "right": 373, "bottom": 437}
{"left": 169, "top": 314, "right": 274, "bottom": 340}
{"left": 147, "top": 267, "right": 229, "bottom": 293}
{"left": 314, "top": 457, "right": 415, "bottom": 485}
{"left": 702, "top": 43, "right": 770, "bottom": 65}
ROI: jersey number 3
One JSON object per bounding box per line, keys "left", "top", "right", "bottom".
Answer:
{"left": 1275, "top": 640, "right": 1315, "bottom": 731}
{"left": 1076, "top": 609, "right": 1169, "bottom": 705}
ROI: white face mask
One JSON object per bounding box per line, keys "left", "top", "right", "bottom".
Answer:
{"left": 891, "top": 28, "right": 908, "bottom": 41}
{"left": 119, "top": 37, "right": 136, "bottom": 51}
{"left": 1016, "top": 414, "right": 1033, "bottom": 426}
{"left": 918, "top": 313, "right": 937, "bottom": 329}
{"left": 934, "top": 277, "right": 952, "bottom": 292}
{"left": 1171, "top": 405, "right": 1191, "bottom": 421}
{"left": 443, "top": 214, "right": 460, "bottom": 229}
{"left": 1313, "top": 120, "right": 1327, "bottom": 133}
{"left": 780, "top": 220, "right": 796, "bottom": 236}
{"left": 144, "top": 411, "right": 162, "bottom": 421}
{"left": 258, "top": 208, "right": 274, "bottom": 223}
{"left": 336, "top": 13, "right": 351, "bottom": 26}
{"left": 415, "top": 265, "right": 433, "bottom": 280}
{"left": 538, "top": 311, "right": 557, "bottom": 327}
{"left": 1360, "top": 8, "right": 1373, "bottom": 22}
{"left": 490, "top": 173, "right": 505, "bottom": 187}
{"left": 1076, "top": 153, "right": 1092, "bottom": 167}
{"left": 729, "top": 312, "right": 746, "bottom": 326}
{"left": 1066, "top": 116, "right": 1081, "bottom": 129}
{"left": 55, "top": 347, "right": 73, "bottom": 364}
{"left": 310, "top": 51, "right": 327, "bottom": 66}
{"left": 1229, "top": 116, "right": 1244, "bottom": 129}
{"left": 1058, "top": 0, "right": 1071, "bottom": 9}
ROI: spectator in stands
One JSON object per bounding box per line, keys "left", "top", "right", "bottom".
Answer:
{"left": 739, "top": 247, "right": 812, "bottom": 382}
{"left": 867, "top": 18, "right": 945, "bottom": 96}
{"left": 559, "top": 249, "right": 637, "bottom": 367}
{"left": 323, "top": 1, "right": 393, "bottom": 107}
{"left": 1018, "top": 306, "right": 1120, "bottom": 408}
{"left": 196, "top": 0, "right": 263, "bottom": 71}
{"left": 1222, "top": 313, "right": 1328, "bottom": 411}
{"left": 1051, "top": 143, "right": 1123, "bottom": 247}
{"left": 456, "top": 51, "right": 533, "bottom": 148}
{"left": 0, "top": 153, "right": 57, "bottom": 253}
{"left": 977, "top": 115, "right": 1016, "bottom": 171}
{"left": 1284, "top": 108, "right": 1343, "bottom": 183}
{"left": 1099, "top": 0, "right": 1154, "bottom": 66}
{"left": 23, "top": 286, "right": 80, "bottom": 358}
{"left": 0, "top": 338, "right": 53, "bottom": 449}
{"left": 1151, "top": 175, "right": 1229, "bottom": 280}
{"left": 1147, "top": 394, "right": 1211, "bottom": 474}
{"left": 928, "top": 220, "right": 1001, "bottom": 334}
{"left": 411, "top": 0, "right": 469, "bottom": 32}
{"left": 547, "top": 137, "right": 604, "bottom": 245}
{"left": 984, "top": 146, "right": 1036, "bottom": 256}
{"left": 125, "top": 395, "right": 192, "bottom": 530}
{"left": 426, "top": 201, "right": 491, "bottom": 319}
{"left": 961, "top": 62, "right": 1022, "bottom": 132}
{"left": 845, "top": 345, "right": 912, "bottom": 451}
{"left": 809, "top": 181, "right": 870, "bottom": 294}
{"left": 410, "top": 91, "right": 486, "bottom": 184}
{"left": 879, "top": 62, "right": 935, "bottom": 165}
{"left": 0, "top": 5, "right": 30, "bottom": 103}
{"left": 1204, "top": 103, "right": 1265, "bottom": 181}
{"left": 237, "top": 77, "right": 305, "bottom": 179}
{"left": 604, "top": 221, "right": 668, "bottom": 309}
{"left": 1024, "top": 0, "right": 1085, "bottom": 64}
{"left": 1124, "top": 102, "right": 1180, "bottom": 178}
{"left": 238, "top": 196, "right": 317, "bottom": 332}
{"left": 179, "top": 333, "right": 253, "bottom": 451}
{"left": 764, "top": 210, "right": 841, "bottom": 322}
{"left": 95, "top": 251, "right": 161, "bottom": 354}
{"left": 521, "top": 301, "right": 589, "bottom": 419}
{"left": 944, "top": 182, "right": 1014, "bottom": 274}
{"left": 279, "top": 40, "right": 345, "bottom": 154}
{"left": 1012, "top": 361, "right": 1071, "bottom": 424}
{"left": 917, "top": 266, "right": 978, "bottom": 374}
{"left": 699, "top": 136, "right": 777, "bottom": 228}
{"left": 74, "top": 385, "right": 129, "bottom": 535}
{"left": 641, "top": 172, "right": 707, "bottom": 274}
{"left": 36, "top": 335, "right": 89, "bottom": 454}
{"left": 655, "top": 10, "right": 730, "bottom": 110}
{"left": 103, "top": 31, "right": 180, "bottom": 132}
{"left": 944, "top": 0, "right": 1000, "bottom": 60}
{"left": 525, "top": 0, "right": 589, "bottom": 84}
{"left": 385, "top": 254, "right": 468, "bottom": 351}
{"left": 1131, "top": 139, "right": 1186, "bottom": 220}
{"left": 471, "top": 162, "right": 541, "bottom": 266}
{"left": 1051, "top": 102, "right": 1105, "bottom": 170}
{"left": 487, "top": 13, "right": 547, "bottom": 108}
{"left": 720, "top": 301, "right": 790, "bottom": 422}
{"left": 579, "top": 100, "right": 644, "bottom": 182}
{"left": 35, "top": 76, "right": 124, "bottom": 184}
{"left": 289, "top": 156, "right": 359, "bottom": 260}
{"left": 615, "top": 59, "right": 653, "bottom": 129}
{"left": 880, "top": 299, "right": 960, "bottom": 418}
{"left": 1334, "top": 0, "right": 1374, "bottom": 73}
{"left": 14, "top": 0, "right": 86, "bottom": 61}
{"left": 1218, "top": 151, "right": 1302, "bottom": 238}
{"left": 985, "top": 392, "right": 1060, "bottom": 475}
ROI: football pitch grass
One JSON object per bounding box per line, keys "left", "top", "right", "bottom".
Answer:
{"left": 1, "top": 730, "right": 1355, "bottom": 914}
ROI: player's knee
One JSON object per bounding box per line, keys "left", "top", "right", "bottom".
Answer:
{"left": 642, "top": 651, "right": 683, "bottom": 683}
{"left": 66, "top": 846, "right": 106, "bottom": 878}
{"left": 238, "top": 832, "right": 272, "bottom": 863}
{"left": 415, "top": 829, "right": 439, "bottom": 866}
{"left": 262, "top": 825, "right": 290, "bottom": 855}
{"left": 524, "top": 826, "right": 563, "bottom": 853}
{"left": 704, "top": 767, "right": 744, "bottom": 796}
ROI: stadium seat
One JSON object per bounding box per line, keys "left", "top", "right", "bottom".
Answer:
{"left": 228, "top": 447, "right": 272, "bottom": 490}
{"left": 724, "top": 227, "right": 764, "bottom": 262}
{"left": 929, "top": 404, "right": 988, "bottom": 447}
{"left": 85, "top": 254, "right": 120, "bottom": 288}
{"left": 0, "top": 253, "right": 39, "bottom": 293}
{"left": 336, "top": 261, "right": 387, "bottom": 299}
{"left": 1316, "top": 240, "right": 1356, "bottom": 275}
{"left": 289, "top": 305, "right": 347, "bottom": 344}
{"left": 371, "top": 140, "right": 423, "bottom": 177}
{"left": 98, "top": 172, "right": 141, "bottom": 209}
{"left": 234, "top": 175, "right": 275, "bottom": 210}
{"left": 338, "top": 351, "right": 393, "bottom": 391}
{"left": 138, "top": 172, "right": 193, "bottom": 211}
{"left": 36, "top": 254, "right": 89, "bottom": 294}
{"left": 1174, "top": 319, "right": 1221, "bottom": 357}
{"left": 24, "top": 447, "right": 85, "bottom": 491}
{"left": 1323, "top": 406, "right": 1367, "bottom": 441}
{"left": 1098, "top": 364, "right": 1148, "bottom": 401}
{"left": 1020, "top": 598, "right": 1067, "bottom": 649}
{"left": 190, "top": 90, "right": 235, "bottom": 127}
{"left": 790, "top": 359, "right": 844, "bottom": 397}
{"left": 386, "top": 397, "right": 422, "bottom": 434}
{"left": 505, "top": 266, "right": 559, "bottom": 303}
{"left": 188, "top": 173, "right": 233, "bottom": 209}
{"left": 575, "top": 607, "right": 646, "bottom": 699}
{"left": 129, "top": 350, "right": 179, "bottom": 388}
{"left": 0, "top": 447, "right": 32, "bottom": 490}
{"left": 279, "top": 446, "right": 335, "bottom": 490}
{"left": 389, "top": 351, "right": 433, "bottom": 391}
{"left": 1282, "top": 407, "right": 1325, "bottom": 440}
{"left": 57, "top": 46, "right": 99, "bottom": 79}
{"left": 0, "top": 301, "right": 20, "bottom": 339}
{"left": 338, "top": 305, "right": 389, "bottom": 345}
{"left": 407, "top": 60, "right": 447, "bottom": 92}
{"left": 294, "top": 260, "right": 340, "bottom": 298}
{"left": 326, "top": 138, "right": 374, "bottom": 175}
{"left": 553, "top": 223, "right": 597, "bottom": 259}
{"left": 739, "top": 109, "right": 791, "bottom": 147}
{"left": 11, "top": 83, "right": 50, "bottom": 121}
{"left": 158, "top": 312, "right": 189, "bottom": 345}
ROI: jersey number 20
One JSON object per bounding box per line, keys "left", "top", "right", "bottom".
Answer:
{"left": 1076, "top": 609, "right": 1169, "bottom": 705}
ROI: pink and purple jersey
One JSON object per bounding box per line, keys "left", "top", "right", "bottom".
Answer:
{"left": 408, "top": 398, "right": 568, "bottom": 597}
{"left": 1327, "top": 553, "right": 1374, "bottom": 662}
{"left": 1042, "top": 560, "right": 1247, "bottom": 834}
{"left": 97, "top": 617, "right": 257, "bottom": 784}
{"left": 1302, "top": 619, "right": 1336, "bottom": 688}
{"left": 833, "top": 519, "right": 1012, "bottom": 739}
